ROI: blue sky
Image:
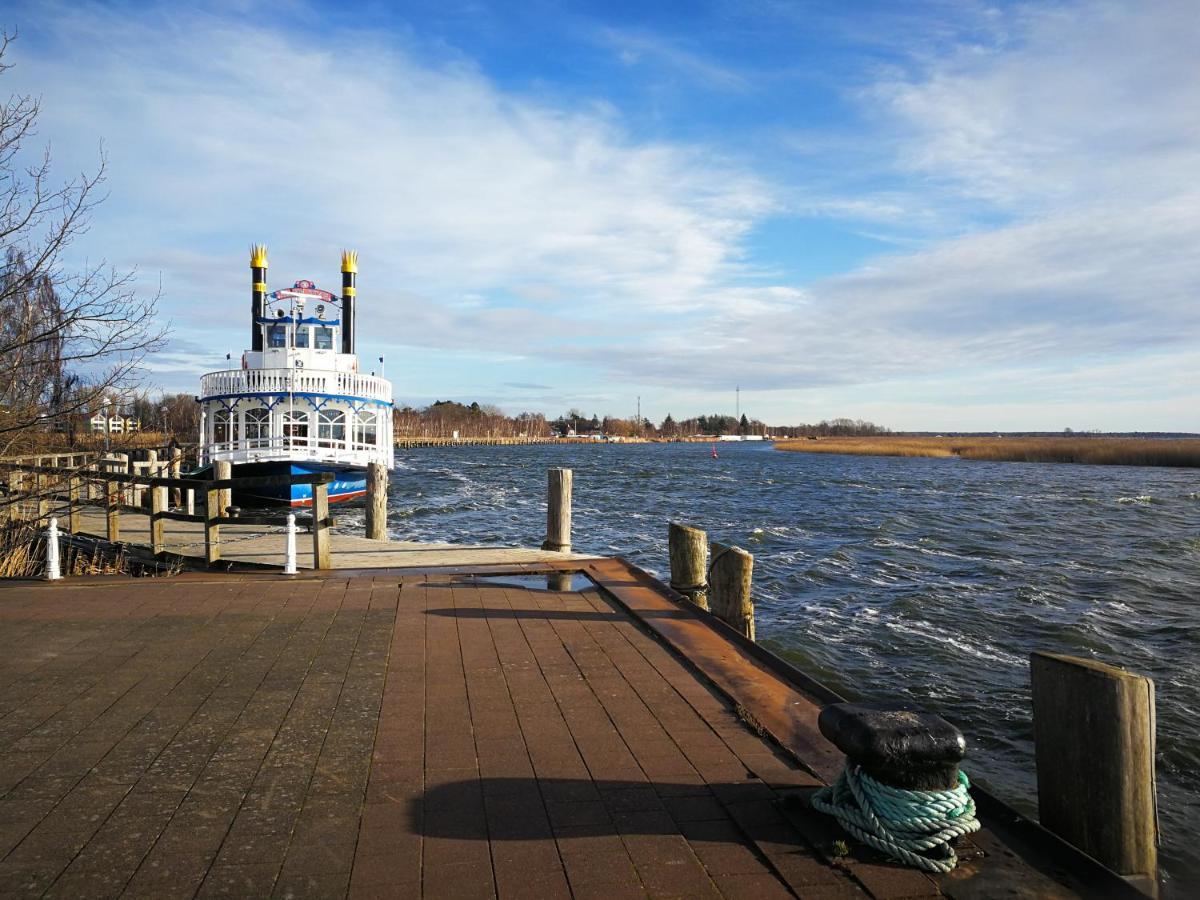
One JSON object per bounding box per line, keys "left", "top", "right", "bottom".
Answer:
{"left": 6, "top": 0, "right": 1198, "bottom": 430}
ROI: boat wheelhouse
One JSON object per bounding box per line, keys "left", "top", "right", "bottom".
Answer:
{"left": 197, "top": 246, "right": 393, "bottom": 506}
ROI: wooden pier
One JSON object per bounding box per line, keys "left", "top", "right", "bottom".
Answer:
{"left": 0, "top": 555, "right": 1150, "bottom": 899}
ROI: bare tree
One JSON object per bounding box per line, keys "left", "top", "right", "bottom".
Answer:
{"left": 0, "top": 33, "right": 163, "bottom": 454}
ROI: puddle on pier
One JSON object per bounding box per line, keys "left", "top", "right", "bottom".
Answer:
{"left": 458, "top": 572, "right": 596, "bottom": 593}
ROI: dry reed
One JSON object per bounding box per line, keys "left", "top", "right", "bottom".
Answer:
{"left": 0, "top": 521, "right": 180, "bottom": 579}
{"left": 775, "top": 436, "right": 1200, "bottom": 468}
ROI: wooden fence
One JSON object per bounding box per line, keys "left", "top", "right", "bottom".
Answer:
{"left": 0, "top": 460, "right": 334, "bottom": 569}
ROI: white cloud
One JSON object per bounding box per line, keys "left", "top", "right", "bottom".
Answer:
{"left": 7, "top": 1, "right": 1198, "bottom": 429}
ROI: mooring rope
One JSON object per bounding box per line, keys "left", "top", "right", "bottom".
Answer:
{"left": 810, "top": 764, "right": 981, "bottom": 873}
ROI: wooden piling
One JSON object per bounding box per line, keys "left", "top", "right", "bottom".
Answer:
{"left": 214, "top": 460, "right": 232, "bottom": 516}
{"left": 34, "top": 473, "right": 48, "bottom": 525}
{"left": 708, "top": 542, "right": 754, "bottom": 640}
{"left": 311, "top": 482, "right": 331, "bottom": 569}
{"left": 669, "top": 523, "right": 708, "bottom": 610}
{"left": 150, "top": 484, "right": 167, "bottom": 555}
{"left": 1030, "top": 652, "right": 1157, "bottom": 890}
{"left": 366, "top": 462, "right": 387, "bottom": 540}
{"left": 542, "top": 468, "right": 573, "bottom": 552}
{"left": 67, "top": 476, "right": 80, "bottom": 534}
{"left": 105, "top": 476, "right": 119, "bottom": 543}
{"left": 204, "top": 485, "right": 221, "bottom": 564}
{"left": 170, "top": 447, "right": 183, "bottom": 506}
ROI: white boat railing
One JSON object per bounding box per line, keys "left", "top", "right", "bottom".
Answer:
{"left": 201, "top": 434, "right": 392, "bottom": 469}
{"left": 200, "top": 368, "right": 392, "bottom": 403}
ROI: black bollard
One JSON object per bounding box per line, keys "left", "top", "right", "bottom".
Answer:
{"left": 818, "top": 702, "right": 966, "bottom": 790}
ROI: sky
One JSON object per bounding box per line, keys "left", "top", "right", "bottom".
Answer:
{"left": 5, "top": 0, "right": 1198, "bottom": 431}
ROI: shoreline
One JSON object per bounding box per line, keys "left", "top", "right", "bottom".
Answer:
{"left": 774, "top": 435, "right": 1200, "bottom": 468}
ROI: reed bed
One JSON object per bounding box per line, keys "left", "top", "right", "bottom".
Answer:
{"left": 774, "top": 436, "right": 1200, "bottom": 468}
{"left": 0, "top": 521, "right": 181, "bottom": 579}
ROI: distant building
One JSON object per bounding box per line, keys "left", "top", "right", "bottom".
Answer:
{"left": 88, "top": 411, "right": 140, "bottom": 434}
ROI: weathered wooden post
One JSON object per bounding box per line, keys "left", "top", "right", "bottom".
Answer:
{"left": 169, "top": 446, "right": 183, "bottom": 507}
{"left": 542, "top": 468, "right": 572, "bottom": 552}
{"left": 102, "top": 459, "right": 122, "bottom": 543}
{"left": 204, "top": 482, "right": 221, "bottom": 565}
{"left": 214, "top": 460, "right": 232, "bottom": 516}
{"left": 185, "top": 486, "right": 195, "bottom": 516}
{"left": 311, "top": 481, "right": 331, "bottom": 569}
{"left": 150, "top": 482, "right": 167, "bottom": 555}
{"left": 33, "top": 472, "right": 50, "bottom": 524}
{"left": 67, "top": 475, "right": 80, "bottom": 534}
{"left": 6, "top": 470, "right": 21, "bottom": 522}
{"left": 112, "top": 453, "right": 130, "bottom": 505}
{"left": 1030, "top": 652, "right": 1158, "bottom": 890}
{"left": 365, "top": 461, "right": 387, "bottom": 540}
{"left": 668, "top": 523, "right": 708, "bottom": 610}
{"left": 708, "top": 542, "right": 754, "bottom": 640}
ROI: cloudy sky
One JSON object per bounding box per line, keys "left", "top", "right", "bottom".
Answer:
{"left": 6, "top": 0, "right": 1198, "bottom": 430}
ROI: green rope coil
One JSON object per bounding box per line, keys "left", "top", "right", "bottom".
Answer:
{"left": 810, "top": 765, "right": 981, "bottom": 873}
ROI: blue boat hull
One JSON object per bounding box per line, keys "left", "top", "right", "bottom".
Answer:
{"left": 229, "top": 461, "right": 367, "bottom": 507}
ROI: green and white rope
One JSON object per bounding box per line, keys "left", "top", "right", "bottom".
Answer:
{"left": 810, "top": 764, "right": 981, "bottom": 873}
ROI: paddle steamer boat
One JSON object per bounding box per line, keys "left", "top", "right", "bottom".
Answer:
{"left": 196, "top": 246, "right": 393, "bottom": 506}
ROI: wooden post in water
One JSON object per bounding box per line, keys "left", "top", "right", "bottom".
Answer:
{"left": 150, "top": 483, "right": 167, "bottom": 555}
{"left": 214, "top": 460, "right": 232, "bottom": 516}
{"left": 204, "top": 484, "right": 221, "bottom": 565}
{"left": 365, "top": 462, "right": 387, "bottom": 540}
{"left": 1030, "top": 652, "right": 1158, "bottom": 891}
{"left": 668, "top": 523, "right": 708, "bottom": 610}
{"left": 708, "top": 542, "right": 754, "bottom": 640}
{"left": 311, "top": 481, "right": 331, "bottom": 569}
{"left": 542, "top": 468, "right": 572, "bottom": 552}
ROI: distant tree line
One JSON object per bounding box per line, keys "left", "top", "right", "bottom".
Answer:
{"left": 548, "top": 410, "right": 888, "bottom": 439}
{"left": 395, "top": 401, "right": 550, "bottom": 438}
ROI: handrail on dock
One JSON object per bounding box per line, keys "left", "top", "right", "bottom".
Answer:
{"left": 0, "top": 458, "right": 337, "bottom": 569}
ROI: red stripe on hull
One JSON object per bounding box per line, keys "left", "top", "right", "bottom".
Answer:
{"left": 288, "top": 489, "right": 367, "bottom": 508}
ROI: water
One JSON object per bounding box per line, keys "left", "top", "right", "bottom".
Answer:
{"left": 336, "top": 441, "right": 1200, "bottom": 889}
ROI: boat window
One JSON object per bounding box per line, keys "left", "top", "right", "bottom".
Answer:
{"left": 314, "top": 326, "right": 334, "bottom": 350}
{"left": 268, "top": 324, "right": 287, "bottom": 348}
{"left": 354, "top": 410, "right": 378, "bottom": 447}
{"left": 294, "top": 327, "right": 310, "bottom": 349}
{"left": 213, "top": 408, "right": 232, "bottom": 444}
{"left": 245, "top": 408, "right": 270, "bottom": 443}
{"left": 283, "top": 410, "right": 308, "bottom": 445}
{"left": 318, "top": 409, "right": 346, "bottom": 446}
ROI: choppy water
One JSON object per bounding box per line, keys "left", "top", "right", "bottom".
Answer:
{"left": 335, "top": 442, "right": 1200, "bottom": 889}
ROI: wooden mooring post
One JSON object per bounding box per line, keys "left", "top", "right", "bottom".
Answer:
{"left": 708, "top": 541, "right": 754, "bottom": 640}
{"left": 542, "top": 468, "right": 572, "bottom": 552}
{"left": 1030, "top": 652, "right": 1158, "bottom": 892}
{"left": 366, "top": 462, "right": 387, "bottom": 541}
{"left": 204, "top": 482, "right": 221, "bottom": 565}
{"left": 668, "top": 523, "right": 708, "bottom": 610}
{"left": 150, "top": 483, "right": 167, "bottom": 555}
{"left": 214, "top": 460, "right": 232, "bottom": 517}
{"left": 311, "top": 481, "right": 331, "bottom": 569}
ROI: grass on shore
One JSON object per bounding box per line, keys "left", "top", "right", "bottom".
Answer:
{"left": 774, "top": 436, "right": 1200, "bottom": 468}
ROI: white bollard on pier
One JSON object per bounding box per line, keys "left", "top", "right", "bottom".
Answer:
{"left": 283, "top": 513, "right": 298, "bottom": 575}
{"left": 45, "top": 517, "right": 62, "bottom": 581}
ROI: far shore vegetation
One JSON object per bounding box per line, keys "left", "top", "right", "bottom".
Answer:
{"left": 775, "top": 435, "right": 1200, "bottom": 468}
